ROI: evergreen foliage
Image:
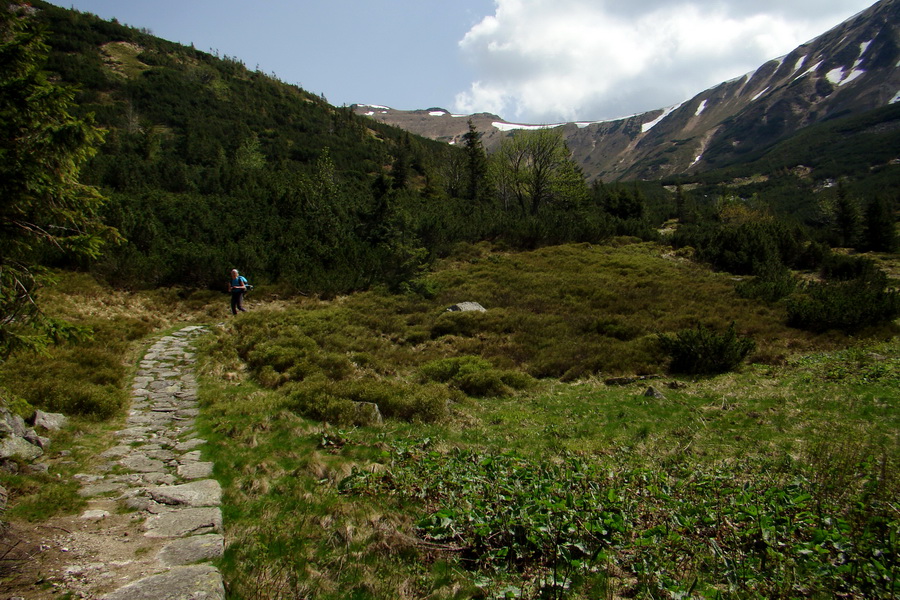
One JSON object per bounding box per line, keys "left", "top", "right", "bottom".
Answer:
{"left": 863, "top": 194, "right": 898, "bottom": 252}
{"left": 786, "top": 271, "right": 900, "bottom": 333}
{"left": 657, "top": 322, "right": 756, "bottom": 375}
{"left": 0, "top": 3, "right": 117, "bottom": 358}
{"left": 21, "top": 1, "right": 644, "bottom": 295}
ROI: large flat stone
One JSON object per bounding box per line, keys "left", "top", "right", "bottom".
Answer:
{"left": 143, "top": 507, "right": 222, "bottom": 538}
{"left": 158, "top": 534, "right": 225, "bottom": 566}
{"left": 100, "top": 564, "right": 224, "bottom": 600}
{"left": 119, "top": 455, "right": 166, "bottom": 473}
{"left": 177, "top": 462, "right": 214, "bottom": 480}
{"left": 147, "top": 479, "right": 221, "bottom": 507}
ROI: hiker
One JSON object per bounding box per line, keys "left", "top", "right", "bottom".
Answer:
{"left": 229, "top": 268, "right": 249, "bottom": 315}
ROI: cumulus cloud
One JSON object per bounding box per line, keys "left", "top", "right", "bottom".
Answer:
{"left": 453, "top": 0, "right": 876, "bottom": 123}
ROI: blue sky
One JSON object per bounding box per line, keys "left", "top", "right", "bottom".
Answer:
{"left": 52, "top": 0, "right": 878, "bottom": 123}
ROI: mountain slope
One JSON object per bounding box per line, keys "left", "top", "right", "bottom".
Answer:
{"left": 355, "top": 0, "right": 900, "bottom": 182}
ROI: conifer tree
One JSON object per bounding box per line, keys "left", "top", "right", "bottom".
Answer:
{"left": 833, "top": 184, "right": 863, "bottom": 248}
{"left": 863, "top": 195, "right": 897, "bottom": 252}
{"left": 0, "top": 3, "right": 116, "bottom": 358}
{"left": 462, "top": 120, "right": 489, "bottom": 201}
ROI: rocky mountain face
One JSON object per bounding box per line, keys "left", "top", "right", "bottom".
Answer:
{"left": 354, "top": 0, "right": 900, "bottom": 182}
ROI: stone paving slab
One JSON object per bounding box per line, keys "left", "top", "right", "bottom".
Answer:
{"left": 147, "top": 479, "right": 222, "bottom": 507}
{"left": 100, "top": 564, "right": 225, "bottom": 600}
{"left": 158, "top": 534, "right": 225, "bottom": 567}
{"left": 62, "top": 326, "right": 226, "bottom": 599}
{"left": 143, "top": 506, "right": 223, "bottom": 538}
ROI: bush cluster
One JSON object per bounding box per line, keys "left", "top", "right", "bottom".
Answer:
{"left": 657, "top": 322, "right": 756, "bottom": 375}
{"left": 286, "top": 379, "right": 453, "bottom": 425}
{"left": 787, "top": 273, "right": 900, "bottom": 333}
{"left": 419, "top": 356, "right": 534, "bottom": 397}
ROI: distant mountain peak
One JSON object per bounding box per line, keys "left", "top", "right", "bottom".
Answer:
{"left": 356, "top": 0, "right": 900, "bottom": 181}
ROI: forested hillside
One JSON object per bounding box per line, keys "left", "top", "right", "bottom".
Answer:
{"left": 31, "top": 0, "right": 448, "bottom": 292}
{"left": 1, "top": 0, "right": 896, "bottom": 351}
{"left": 23, "top": 1, "right": 669, "bottom": 297}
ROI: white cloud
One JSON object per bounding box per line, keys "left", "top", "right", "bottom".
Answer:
{"left": 453, "top": 0, "right": 876, "bottom": 123}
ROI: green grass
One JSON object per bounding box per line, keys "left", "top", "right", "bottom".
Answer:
{"left": 0, "top": 271, "right": 220, "bottom": 520}
{"left": 0, "top": 245, "right": 894, "bottom": 596}
{"left": 193, "top": 240, "right": 899, "bottom": 599}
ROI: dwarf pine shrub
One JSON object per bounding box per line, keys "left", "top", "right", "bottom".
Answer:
{"left": 419, "top": 356, "right": 534, "bottom": 397}
{"left": 657, "top": 322, "right": 756, "bottom": 375}
{"left": 786, "top": 274, "right": 900, "bottom": 332}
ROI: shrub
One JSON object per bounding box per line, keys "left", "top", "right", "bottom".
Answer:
{"left": 819, "top": 253, "right": 879, "bottom": 282}
{"left": 430, "top": 312, "right": 488, "bottom": 338}
{"left": 588, "top": 317, "right": 644, "bottom": 341}
{"left": 736, "top": 263, "right": 797, "bottom": 303}
{"left": 786, "top": 274, "right": 900, "bottom": 332}
{"left": 419, "top": 356, "right": 492, "bottom": 383}
{"left": 287, "top": 378, "right": 452, "bottom": 424}
{"left": 657, "top": 323, "right": 756, "bottom": 375}
{"left": 419, "top": 356, "right": 532, "bottom": 397}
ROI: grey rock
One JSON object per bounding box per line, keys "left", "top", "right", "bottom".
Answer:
{"left": 100, "top": 564, "right": 224, "bottom": 600}
{"left": 80, "top": 509, "right": 110, "bottom": 520}
{"left": 101, "top": 445, "right": 133, "bottom": 458}
{"left": 0, "top": 408, "right": 28, "bottom": 438}
{"left": 179, "top": 450, "right": 203, "bottom": 462}
{"left": 144, "top": 448, "right": 177, "bottom": 461}
{"left": 25, "top": 431, "right": 51, "bottom": 449}
{"left": 177, "top": 462, "right": 214, "bottom": 480}
{"left": 0, "top": 436, "right": 43, "bottom": 461}
{"left": 123, "top": 496, "right": 161, "bottom": 512}
{"left": 643, "top": 386, "right": 666, "bottom": 399}
{"left": 78, "top": 482, "right": 126, "bottom": 497}
{"left": 158, "top": 534, "right": 225, "bottom": 566}
{"left": 116, "top": 426, "right": 153, "bottom": 438}
{"left": 174, "top": 438, "right": 205, "bottom": 452}
{"left": 29, "top": 410, "right": 69, "bottom": 431}
{"left": 446, "top": 301, "right": 486, "bottom": 312}
{"left": 147, "top": 479, "right": 221, "bottom": 507}
{"left": 354, "top": 401, "right": 383, "bottom": 426}
{"left": 134, "top": 472, "right": 178, "bottom": 486}
{"left": 143, "top": 507, "right": 222, "bottom": 538}
{"left": 119, "top": 455, "right": 167, "bottom": 473}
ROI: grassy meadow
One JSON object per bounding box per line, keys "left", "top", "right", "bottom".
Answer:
{"left": 192, "top": 240, "right": 898, "bottom": 599}
{"left": 0, "top": 240, "right": 896, "bottom": 598}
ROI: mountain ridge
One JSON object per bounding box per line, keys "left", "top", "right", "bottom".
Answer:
{"left": 354, "top": 0, "right": 900, "bottom": 181}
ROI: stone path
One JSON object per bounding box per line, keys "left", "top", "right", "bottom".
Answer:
{"left": 53, "top": 326, "right": 225, "bottom": 599}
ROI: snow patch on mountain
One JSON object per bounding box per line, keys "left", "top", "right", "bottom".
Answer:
{"left": 695, "top": 100, "right": 707, "bottom": 117}
{"left": 642, "top": 102, "right": 684, "bottom": 133}
{"left": 751, "top": 87, "right": 769, "bottom": 101}
{"left": 493, "top": 121, "right": 564, "bottom": 132}
{"left": 795, "top": 60, "right": 824, "bottom": 81}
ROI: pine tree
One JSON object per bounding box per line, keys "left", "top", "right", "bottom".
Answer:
{"left": 863, "top": 195, "right": 897, "bottom": 252}
{"left": 462, "top": 120, "right": 489, "bottom": 201}
{"left": 833, "top": 184, "right": 863, "bottom": 248}
{"left": 0, "top": 3, "right": 117, "bottom": 358}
